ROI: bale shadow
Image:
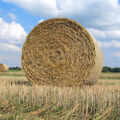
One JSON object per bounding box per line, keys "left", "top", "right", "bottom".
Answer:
{"left": 9, "top": 80, "right": 32, "bottom": 86}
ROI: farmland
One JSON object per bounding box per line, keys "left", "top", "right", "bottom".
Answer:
{"left": 0, "top": 71, "right": 120, "bottom": 120}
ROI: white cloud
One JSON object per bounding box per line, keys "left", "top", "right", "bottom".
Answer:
{"left": 0, "top": 18, "right": 27, "bottom": 45}
{"left": 3, "top": 0, "right": 59, "bottom": 16}
{"left": 2, "top": 0, "right": 120, "bottom": 28}
{"left": 115, "top": 52, "right": 120, "bottom": 57}
{"left": 0, "top": 43, "right": 21, "bottom": 52}
{"left": 8, "top": 12, "right": 16, "bottom": 20}
{"left": 106, "top": 30, "right": 120, "bottom": 39}
{"left": 100, "top": 40, "right": 120, "bottom": 48}
{"left": 38, "top": 19, "right": 44, "bottom": 23}
{"left": 0, "top": 18, "right": 26, "bottom": 67}
{"left": 112, "top": 40, "right": 120, "bottom": 47}
{"left": 88, "top": 28, "right": 120, "bottom": 39}
{"left": 87, "top": 28, "right": 106, "bottom": 39}
{"left": 2, "top": 0, "right": 120, "bottom": 67}
{"left": 101, "top": 41, "right": 112, "bottom": 48}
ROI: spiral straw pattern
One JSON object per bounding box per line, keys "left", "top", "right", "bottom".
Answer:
{"left": 0, "top": 64, "right": 8, "bottom": 72}
{"left": 22, "top": 18, "right": 103, "bottom": 86}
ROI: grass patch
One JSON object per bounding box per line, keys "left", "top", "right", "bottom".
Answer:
{"left": 0, "top": 74, "right": 25, "bottom": 77}
{"left": 0, "top": 70, "right": 25, "bottom": 77}
{"left": 100, "top": 73, "right": 120, "bottom": 80}
{"left": 0, "top": 85, "right": 119, "bottom": 119}
{"left": 0, "top": 71, "right": 119, "bottom": 119}
{"left": 8, "top": 70, "right": 22, "bottom": 72}
{"left": 100, "top": 76, "right": 120, "bottom": 79}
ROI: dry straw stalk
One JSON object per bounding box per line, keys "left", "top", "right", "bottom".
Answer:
{"left": 22, "top": 18, "right": 103, "bottom": 86}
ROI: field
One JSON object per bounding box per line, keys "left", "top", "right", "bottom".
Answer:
{"left": 0, "top": 71, "right": 120, "bottom": 120}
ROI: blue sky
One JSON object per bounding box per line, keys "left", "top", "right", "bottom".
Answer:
{"left": 0, "top": 0, "right": 120, "bottom": 67}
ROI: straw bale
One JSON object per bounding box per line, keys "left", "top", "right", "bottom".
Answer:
{"left": 0, "top": 64, "right": 8, "bottom": 72}
{"left": 21, "top": 18, "right": 103, "bottom": 86}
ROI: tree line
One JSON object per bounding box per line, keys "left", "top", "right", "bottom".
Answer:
{"left": 102, "top": 66, "right": 120, "bottom": 72}
{"left": 9, "top": 67, "right": 22, "bottom": 70}
{"left": 9, "top": 66, "right": 120, "bottom": 72}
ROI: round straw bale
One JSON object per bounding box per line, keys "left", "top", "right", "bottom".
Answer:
{"left": 21, "top": 18, "right": 103, "bottom": 86}
{"left": 0, "top": 64, "right": 9, "bottom": 72}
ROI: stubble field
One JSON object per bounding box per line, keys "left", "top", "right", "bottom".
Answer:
{"left": 0, "top": 70, "right": 120, "bottom": 120}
